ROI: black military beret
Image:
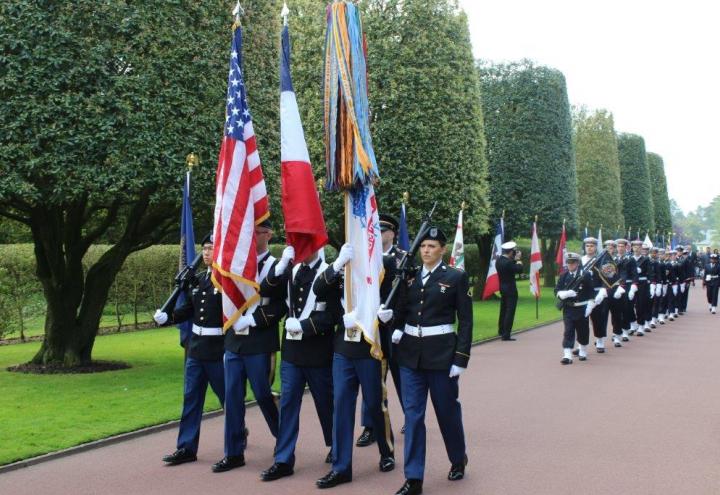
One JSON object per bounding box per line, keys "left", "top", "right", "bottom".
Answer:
{"left": 420, "top": 225, "right": 447, "bottom": 245}
{"left": 257, "top": 218, "right": 272, "bottom": 229}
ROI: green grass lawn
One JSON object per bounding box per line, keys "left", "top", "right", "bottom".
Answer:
{"left": 0, "top": 280, "right": 559, "bottom": 466}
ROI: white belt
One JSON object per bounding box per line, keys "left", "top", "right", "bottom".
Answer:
{"left": 638, "top": 277, "right": 648, "bottom": 281}
{"left": 571, "top": 301, "right": 589, "bottom": 307}
{"left": 192, "top": 324, "right": 223, "bottom": 336}
{"left": 260, "top": 297, "right": 270, "bottom": 305}
{"left": 404, "top": 324, "right": 453, "bottom": 337}
{"left": 710, "top": 275, "right": 719, "bottom": 279}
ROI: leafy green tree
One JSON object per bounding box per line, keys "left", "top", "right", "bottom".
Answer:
{"left": 478, "top": 60, "right": 577, "bottom": 286}
{"left": 646, "top": 152, "right": 672, "bottom": 235}
{"left": 617, "top": 133, "right": 654, "bottom": 235}
{"left": 0, "top": 1, "right": 279, "bottom": 366}
{"left": 573, "top": 108, "right": 624, "bottom": 234}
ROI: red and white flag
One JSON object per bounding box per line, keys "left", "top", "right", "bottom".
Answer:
{"left": 449, "top": 209, "right": 465, "bottom": 270}
{"left": 482, "top": 217, "right": 504, "bottom": 299}
{"left": 212, "top": 25, "right": 269, "bottom": 331}
{"left": 555, "top": 222, "right": 568, "bottom": 274}
{"left": 529, "top": 221, "right": 542, "bottom": 298}
{"left": 280, "top": 25, "right": 328, "bottom": 262}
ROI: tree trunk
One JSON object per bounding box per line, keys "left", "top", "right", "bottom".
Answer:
{"left": 541, "top": 237, "right": 559, "bottom": 288}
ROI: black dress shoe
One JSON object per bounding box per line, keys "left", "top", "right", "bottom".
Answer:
{"left": 578, "top": 355, "right": 587, "bottom": 361}
{"left": 561, "top": 358, "right": 572, "bottom": 365}
{"left": 614, "top": 341, "right": 622, "bottom": 347}
{"left": 211, "top": 455, "right": 245, "bottom": 473}
{"left": 325, "top": 449, "right": 333, "bottom": 464}
{"left": 162, "top": 448, "right": 197, "bottom": 465}
{"left": 572, "top": 349, "right": 580, "bottom": 356}
{"left": 395, "top": 479, "right": 423, "bottom": 495}
{"left": 448, "top": 454, "right": 468, "bottom": 481}
{"left": 316, "top": 470, "right": 352, "bottom": 489}
{"left": 261, "top": 462, "right": 294, "bottom": 481}
{"left": 596, "top": 347, "right": 605, "bottom": 353}
{"left": 622, "top": 336, "right": 629, "bottom": 342}
{"left": 355, "top": 427, "right": 375, "bottom": 447}
{"left": 501, "top": 337, "right": 517, "bottom": 341}
{"left": 379, "top": 456, "right": 395, "bottom": 472}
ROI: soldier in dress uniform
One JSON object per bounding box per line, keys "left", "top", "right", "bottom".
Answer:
{"left": 601, "top": 240, "right": 627, "bottom": 348}
{"left": 616, "top": 239, "right": 638, "bottom": 340}
{"left": 678, "top": 247, "right": 693, "bottom": 314}
{"left": 496, "top": 240, "right": 523, "bottom": 341}
{"left": 631, "top": 240, "right": 652, "bottom": 335}
{"left": 356, "top": 214, "right": 407, "bottom": 447}
{"left": 655, "top": 249, "right": 669, "bottom": 325}
{"left": 669, "top": 249, "right": 682, "bottom": 318}
{"left": 384, "top": 226, "right": 472, "bottom": 495}
{"left": 579, "top": 237, "right": 609, "bottom": 354}
{"left": 314, "top": 244, "right": 396, "bottom": 489}
{"left": 703, "top": 253, "right": 719, "bottom": 314}
{"left": 648, "top": 247, "right": 662, "bottom": 329}
{"left": 154, "top": 237, "right": 226, "bottom": 466}
{"left": 558, "top": 252, "right": 596, "bottom": 363}
{"left": 211, "top": 219, "right": 282, "bottom": 473}
{"left": 260, "top": 246, "right": 336, "bottom": 482}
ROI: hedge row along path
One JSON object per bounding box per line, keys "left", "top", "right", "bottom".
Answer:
{"left": 0, "top": 287, "right": 717, "bottom": 494}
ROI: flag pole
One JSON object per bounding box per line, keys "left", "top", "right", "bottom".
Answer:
{"left": 535, "top": 214, "right": 539, "bottom": 320}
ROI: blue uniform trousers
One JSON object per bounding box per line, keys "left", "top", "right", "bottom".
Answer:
{"left": 332, "top": 353, "right": 394, "bottom": 475}
{"left": 360, "top": 356, "right": 403, "bottom": 428}
{"left": 176, "top": 357, "right": 225, "bottom": 454}
{"left": 223, "top": 351, "right": 279, "bottom": 456}
{"left": 274, "top": 361, "right": 333, "bottom": 466}
{"left": 400, "top": 366, "right": 465, "bottom": 480}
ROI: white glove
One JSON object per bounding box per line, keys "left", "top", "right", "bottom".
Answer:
{"left": 153, "top": 310, "right": 169, "bottom": 325}
{"left": 449, "top": 365, "right": 465, "bottom": 378}
{"left": 332, "top": 243, "right": 354, "bottom": 272}
{"left": 584, "top": 301, "right": 595, "bottom": 318}
{"left": 706, "top": 275, "right": 712, "bottom": 282}
{"left": 275, "top": 246, "right": 295, "bottom": 275}
{"left": 285, "top": 317, "right": 302, "bottom": 333}
{"left": 557, "top": 290, "right": 577, "bottom": 300}
{"left": 342, "top": 311, "right": 357, "bottom": 330}
{"left": 391, "top": 329, "right": 404, "bottom": 344}
{"left": 649, "top": 284, "right": 657, "bottom": 298}
{"left": 613, "top": 286, "right": 626, "bottom": 299}
{"left": 594, "top": 288, "right": 607, "bottom": 305}
{"left": 377, "top": 304, "right": 393, "bottom": 323}
{"left": 657, "top": 285, "right": 663, "bottom": 297}
{"left": 628, "top": 284, "right": 638, "bottom": 301}
{"left": 672, "top": 285, "right": 678, "bottom": 296}
{"left": 232, "top": 314, "right": 256, "bottom": 333}
{"left": 680, "top": 283, "right": 686, "bottom": 293}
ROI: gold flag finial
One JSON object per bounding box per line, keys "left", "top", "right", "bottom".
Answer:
{"left": 402, "top": 191, "right": 409, "bottom": 204}
{"left": 461, "top": 201, "right": 466, "bottom": 210}
{"left": 186, "top": 152, "right": 199, "bottom": 170}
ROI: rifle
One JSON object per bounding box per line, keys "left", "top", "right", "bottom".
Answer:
{"left": 159, "top": 232, "right": 212, "bottom": 316}
{"left": 555, "top": 249, "right": 608, "bottom": 310}
{"left": 382, "top": 202, "right": 437, "bottom": 308}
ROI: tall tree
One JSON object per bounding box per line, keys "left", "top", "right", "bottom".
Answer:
{"left": 617, "top": 133, "right": 655, "bottom": 236}
{"left": 573, "top": 107, "right": 625, "bottom": 234}
{"left": 0, "top": 0, "right": 280, "bottom": 366}
{"left": 478, "top": 59, "right": 577, "bottom": 286}
{"left": 646, "top": 152, "right": 672, "bottom": 236}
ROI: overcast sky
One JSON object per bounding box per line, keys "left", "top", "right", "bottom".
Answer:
{"left": 458, "top": 0, "right": 719, "bottom": 214}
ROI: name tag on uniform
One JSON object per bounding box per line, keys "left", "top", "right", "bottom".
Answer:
{"left": 438, "top": 282, "right": 451, "bottom": 294}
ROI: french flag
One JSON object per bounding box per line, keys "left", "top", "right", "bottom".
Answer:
{"left": 280, "top": 24, "right": 328, "bottom": 262}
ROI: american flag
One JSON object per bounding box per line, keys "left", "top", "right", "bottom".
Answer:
{"left": 212, "top": 25, "right": 269, "bottom": 331}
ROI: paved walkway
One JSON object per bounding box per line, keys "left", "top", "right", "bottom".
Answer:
{"left": 1, "top": 286, "right": 719, "bottom": 494}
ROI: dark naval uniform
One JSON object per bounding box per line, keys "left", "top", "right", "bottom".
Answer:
{"left": 314, "top": 264, "right": 396, "bottom": 478}
{"left": 633, "top": 253, "right": 652, "bottom": 330}
{"left": 264, "top": 257, "right": 335, "bottom": 468}
{"left": 396, "top": 260, "right": 472, "bottom": 482}
{"left": 679, "top": 253, "right": 693, "bottom": 313}
{"left": 496, "top": 254, "right": 523, "bottom": 340}
{"left": 704, "top": 258, "right": 719, "bottom": 310}
{"left": 591, "top": 253, "right": 623, "bottom": 347}
{"left": 171, "top": 270, "right": 226, "bottom": 457}
{"left": 616, "top": 251, "right": 638, "bottom": 334}
{"left": 221, "top": 251, "right": 282, "bottom": 460}
{"left": 555, "top": 266, "right": 595, "bottom": 354}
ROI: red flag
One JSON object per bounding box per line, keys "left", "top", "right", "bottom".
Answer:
{"left": 482, "top": 218, "right": 504, "bottom": 299}
{"left": 212, "top": 26, "right": 269, "bottom": 331}
{"left": 280, "top": 25, "right": 328, "bottom": 262}
{"left": 555, "top": 222, "right": 568, "bottom": 275}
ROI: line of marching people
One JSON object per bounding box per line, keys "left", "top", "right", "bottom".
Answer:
{"left": 555, "top": 237, "right": 712, "bottom": 365}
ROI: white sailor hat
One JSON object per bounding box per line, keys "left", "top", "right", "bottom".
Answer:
{"left": 615, "top": 238, "right": 629, "bottom": 245}
{"left": 642, "top": 242, "right": 652, "bottom": 249}
{"left": 583, "top": 237, "right": 598, "bottom": 245}
{"left": 566, "top": 252, "right": 581, "bottom": 262}
{"left": 604, "top": 239, "right": 617, "bottom": 246}
{"left": 501, "top": 241, "right": 517, "bottom": 250}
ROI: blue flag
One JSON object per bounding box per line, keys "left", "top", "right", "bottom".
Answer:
{"left": 398, "top": 202, "right": 410, "bottom": 251}
{"left": 176, "top": 171, "right": 196, "bottom": 347}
